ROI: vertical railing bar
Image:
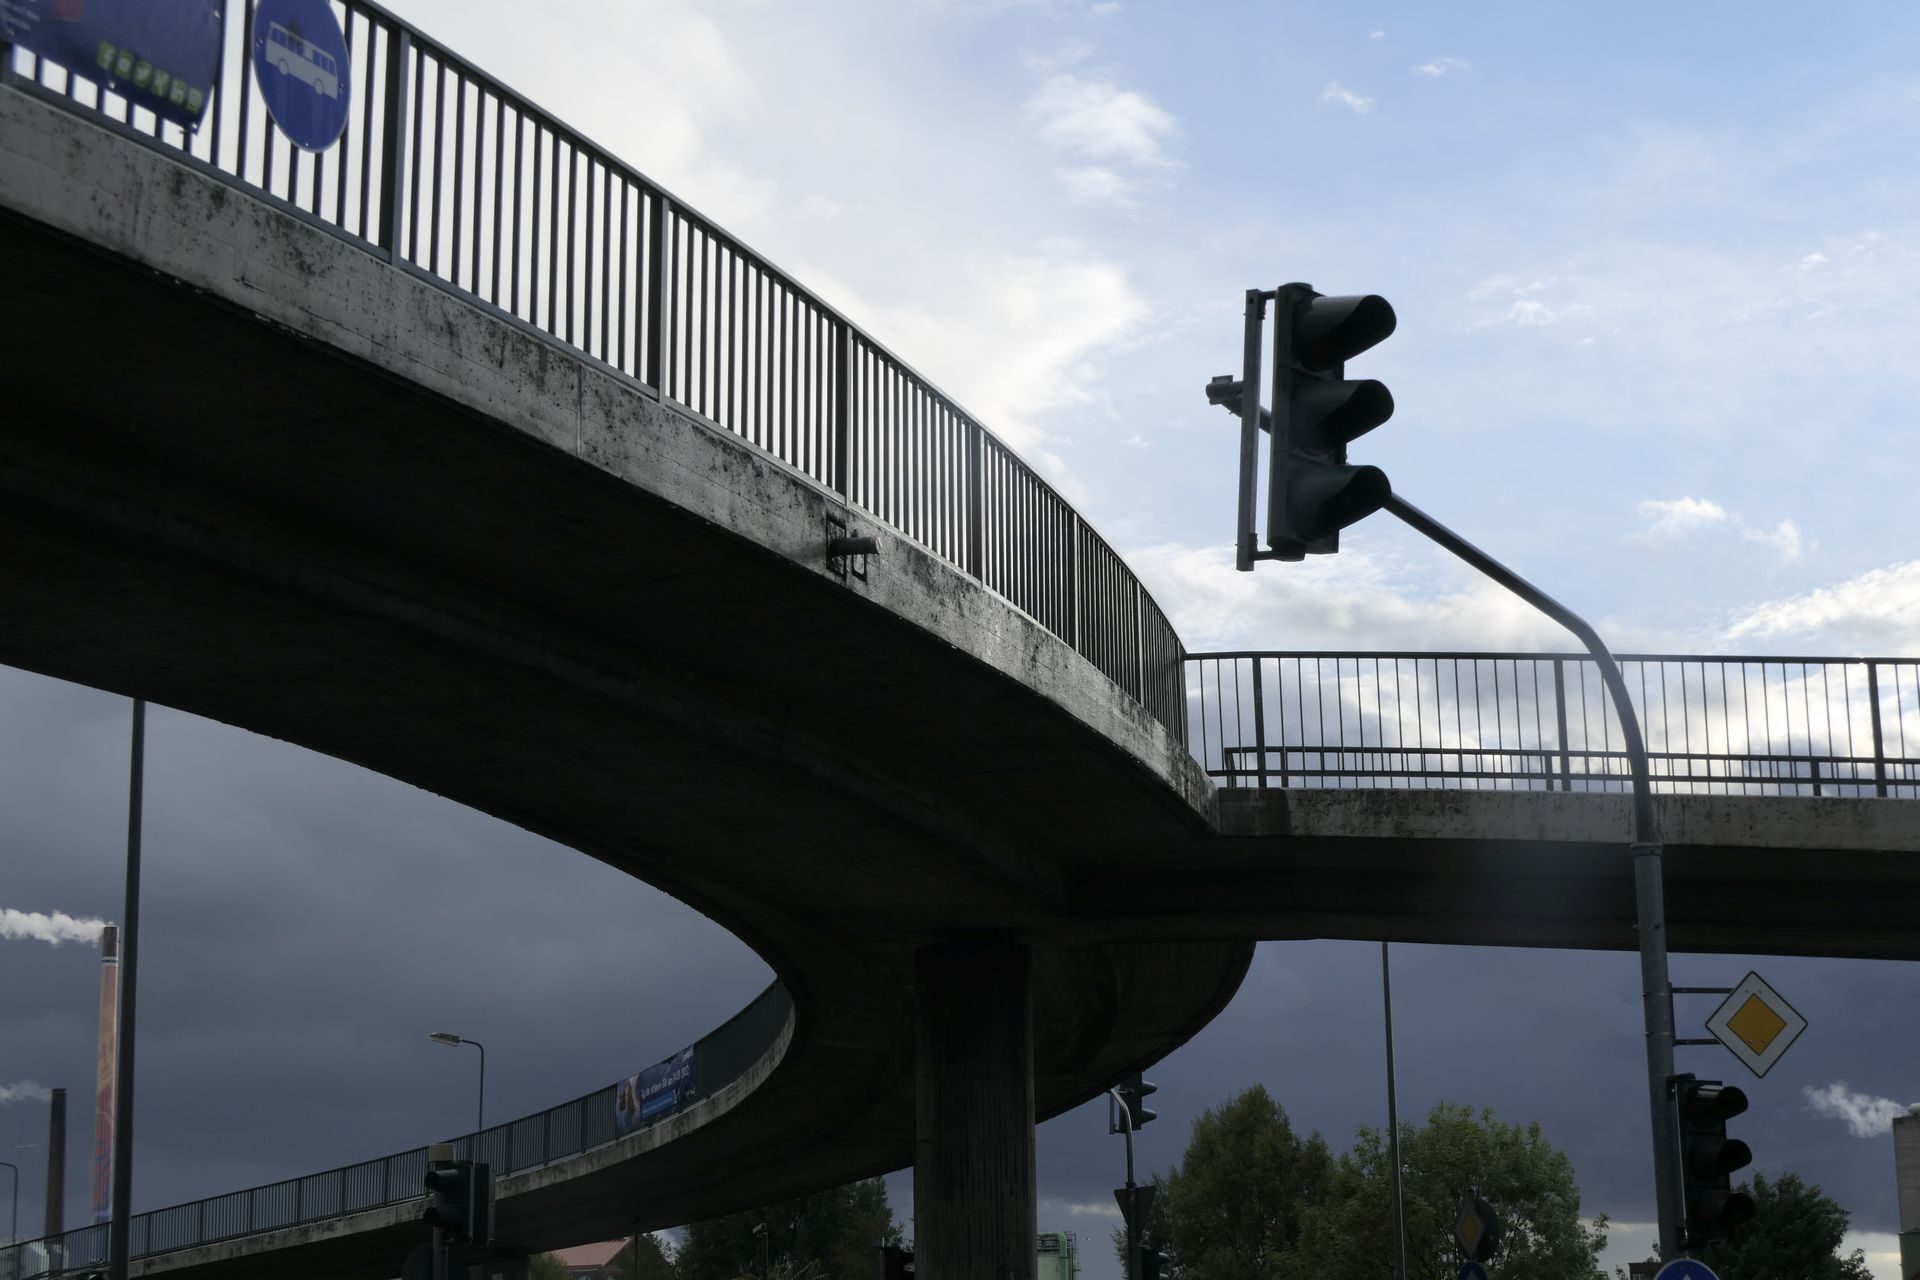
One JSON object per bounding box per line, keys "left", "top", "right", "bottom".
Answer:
{"left": 405, "top": 43, "right": 424, "bottom": 259}
{"left": 427, "top": 57, "right": 445, "bottom": 273}
{"left": 545, "top": 131, "right": 559, "bottom": 334}
{"left": 646, "top": 193, "right": 667, "bottom": 390}
{"left": 1868, "top": 661, "right": 1889, "bottom": 798}
{"left": 564, "top": 144, "right": 577, "bottom": 345}
{"left": 449, "top": 68, "right": 465, "bottom": 282}
{"left": 490, "top": 94, "right": 504, "bottom": 303}
{"left": 617, "top": 178, "right": 629, "bottom": 372}
{"left": 376, "top": 28, "right": 410, "bottom": 259}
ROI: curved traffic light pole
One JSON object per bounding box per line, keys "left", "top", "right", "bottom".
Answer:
{"left": 1382, "top": 493, "right": 1686, "bottom": 1261}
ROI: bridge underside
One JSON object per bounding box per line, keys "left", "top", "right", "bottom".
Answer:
{"left": 0, "top": 84, "right": 1245, "bottom": 1278}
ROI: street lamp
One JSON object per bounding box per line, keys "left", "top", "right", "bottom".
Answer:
{"left": 428, "top": 1033, "right": 486, "bottom": 1134}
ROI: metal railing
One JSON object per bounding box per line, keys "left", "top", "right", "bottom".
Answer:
{"left": 1188, "top": 651, "right": 1920, "bottom": 797}
{"left": 6, "top": 984, "right": 791, "bottom": 1278}
{"left": 0, "top": 0, "right": 1185, "bottom": 744}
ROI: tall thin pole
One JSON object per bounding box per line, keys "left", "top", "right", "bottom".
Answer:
{"left": 1382, "top": 943, "right": 1406, "bottom": 1280}
{"left": 1, "top": 1160, "right": 17, "bottom": 1247}
{"left": 1384, "top": 494, "right": 1681, "bottom": 1259}
{"left": 107, "top": 699, "right": 145, "bottom": 1280}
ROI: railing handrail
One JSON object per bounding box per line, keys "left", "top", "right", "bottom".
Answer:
{"left": 1186, "top": 648, "right": 1920, "bottom": 666}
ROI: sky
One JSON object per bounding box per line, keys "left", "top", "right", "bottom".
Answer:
{"left": 6, "top": 1, "right": 1920, "bottom": 1278}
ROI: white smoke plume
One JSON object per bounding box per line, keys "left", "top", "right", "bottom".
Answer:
{"left": 0, "top": 907, "right": 109, "bottom": 946}
{"left": 1804, "top": 1081, "right": 1913, "bottom": 1137}
{"left": 0, "top": 1081, "right": 53, "bottom": 1105}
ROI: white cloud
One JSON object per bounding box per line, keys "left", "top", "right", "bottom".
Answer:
{"left": 1724, "top": 560, "right": 1920, "bottom": 651}
{"left": 1743, "top": 517, "right": 1804, "bottom": 561}
{"left": 1126, "top": 541, "right": 1573, "bottom": 652}
{"left": 1059, "top": 165, "right": 1136, "bottom": 206}
{"left": 1319, "top": 81, "right": 1375, "bottom": 114}
{"left": 806, "top": 240, "right": 1150, "bottom": 488}
{"left": 1413, "top": 56, "right": 1471, "bottom": 77}
{"left": 1369, "top": 29, "right": 1386, "bottom": 40}
{"left": 1637, "top": 497, "right": 1730, "bottom": 538}
{"left": 1024, "top": 73, "right": 1177, "bottom": 166}
{"left": 1805, "top": 1082, "right": 1914, "bottom": 1138}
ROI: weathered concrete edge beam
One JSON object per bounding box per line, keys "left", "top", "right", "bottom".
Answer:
{"left": 1216, "top": 787, "right": 1920, "bottom": 855}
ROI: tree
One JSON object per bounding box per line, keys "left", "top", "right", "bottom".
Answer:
{"left": 1281, "top": 1103, "right": 1606, "bottom": 1280}
{"left": 1689, "top": 1172, "right": 1873, "bottom": 1280}
{"left": 674, "top": 1179, "right": 901, "bottom": 1280}
{"left": 1112, "top": 1083, "right": 1333, "bottom": 1280}
{"left": 622, "top": 1232, "right": 678, "bottom": 1280}
{"left": 531, "top": 1255, "right": 571, "bottom": 1280}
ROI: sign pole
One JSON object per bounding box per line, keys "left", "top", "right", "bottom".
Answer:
{"left": 1383, "top": 942, "right": 1406, "bottom": 1280}
{"left": 1383, "top": 494, "right": 1685, "bottom": 1259}
{"left": 106, "top": 700, "right": 145, "bottom": 1280}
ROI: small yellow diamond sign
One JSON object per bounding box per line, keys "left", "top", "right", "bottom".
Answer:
{"left": 1725, "top": 994, "right": 1788, "bottom": 1054}
{"left": 1706, "top": 971, "right": 1807, "bottom": 1078}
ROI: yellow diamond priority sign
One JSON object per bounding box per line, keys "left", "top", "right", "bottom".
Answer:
{"left": 1705, "top": 971, "right": 1807, "bottom": 1078}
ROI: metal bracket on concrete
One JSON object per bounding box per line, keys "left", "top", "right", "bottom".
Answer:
{"left": 825, "top": 512, "right": 873, "bottom": 581}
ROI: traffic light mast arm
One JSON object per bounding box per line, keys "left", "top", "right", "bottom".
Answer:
{"left": 1235, "top": 289, "right": 1271, "bottom": 572}
{"left": 1381, "top": 491, "right": 1683, "bottom": 1260}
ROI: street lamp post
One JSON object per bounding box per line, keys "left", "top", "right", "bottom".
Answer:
{"left": 428, "top": 1034, "right": 486, "bottom": 1135}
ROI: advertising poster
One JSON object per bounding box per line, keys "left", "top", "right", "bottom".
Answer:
{"left": 0, "top": 0, "right": 224, "bottom": 131}
{"left": 613, "top": 1047, "right": 694, "bottom": 1137}
{"left": 90, "top": 935, "right": 118, "bottom": 1225}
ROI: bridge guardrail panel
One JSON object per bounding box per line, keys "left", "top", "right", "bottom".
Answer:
{"left": 1188, "top": 651, "right": 1920, "bottom": 797}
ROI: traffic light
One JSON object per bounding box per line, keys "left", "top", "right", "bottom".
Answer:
{"left": 1674, "top": 1074, "right": 1756, "bottom": 1247}
{"left": 1267, "top": 285, "right": 1395, "bottom": 558}
{"left": 421, "top": 1158, "right": 492, "bottom": 1244}
{"left": 1208, "top": 283, "right": 1396, "bottom": 567}
{"left": 874, "top": 1245, "right": 914, "bottom": 1280}
{"left": 1113, "top": 1073, "right": 1157, "bottom": 1131}
{"left": 1135, "top": 1243, "right": 1169, "bottom": 1280}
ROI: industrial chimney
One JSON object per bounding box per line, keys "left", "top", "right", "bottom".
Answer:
{"left": 1896, "top": 1105, "right": 1920, "bottom": 1280}
{"left": 43, "top": 1087, "right": 65, "bottom": 1237}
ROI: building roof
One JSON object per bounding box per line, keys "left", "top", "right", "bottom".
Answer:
{"left": 549, "top": 1240, "right": 629, "bottom": 1269}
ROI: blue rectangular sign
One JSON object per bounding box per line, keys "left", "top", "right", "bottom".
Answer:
{"left": 613, "top": 1046, "right": 694, "bottom": 1136}
{"left": 1, "top": 0, "right": 223, "bottom": 131}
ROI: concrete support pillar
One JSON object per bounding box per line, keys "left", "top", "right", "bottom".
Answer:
{"left": 913, "top": 939, "right": 1036, "bottom": 1280}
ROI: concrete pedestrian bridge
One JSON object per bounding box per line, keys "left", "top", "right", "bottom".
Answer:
{"left": 2, "top": 12, "right": 1916, "bottom": 1280}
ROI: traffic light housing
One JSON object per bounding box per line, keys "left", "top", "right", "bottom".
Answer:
{"left": 1674, "top": 1074, "right": 1756, "bottom": 1247}
{"left": 1135, "top": 1243, "right": 1169, "bottom": 1280}
{"left": 1268, "top": 285, "right": 1395, "bottom": 558}
{"left": 1112, "top": 1073, "right": 1157, "bottom": 1131}
{"left": 1209, "top": 283, "right": 1396, "bottom": 568}
{"left": 422, "top": 1158, "right": 493, "bottom": 1245}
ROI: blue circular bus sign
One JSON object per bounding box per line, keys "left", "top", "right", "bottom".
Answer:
{"left": 250, "top": 0, "right": 350, "bottom": 151}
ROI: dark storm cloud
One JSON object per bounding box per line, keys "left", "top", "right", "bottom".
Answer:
{"left": 6, "top": 661, "right": 1916, "bottom": 1277}
{"left": 0, "top": 665, "right": 771, "bottom": 1234}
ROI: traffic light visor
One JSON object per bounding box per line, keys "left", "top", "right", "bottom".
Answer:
{"left": 1681, "top": 1082, "right": 1750, "bottom": 1123}
{"left": 1293, "top": 294, "right": 1397, "bottom": 372}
